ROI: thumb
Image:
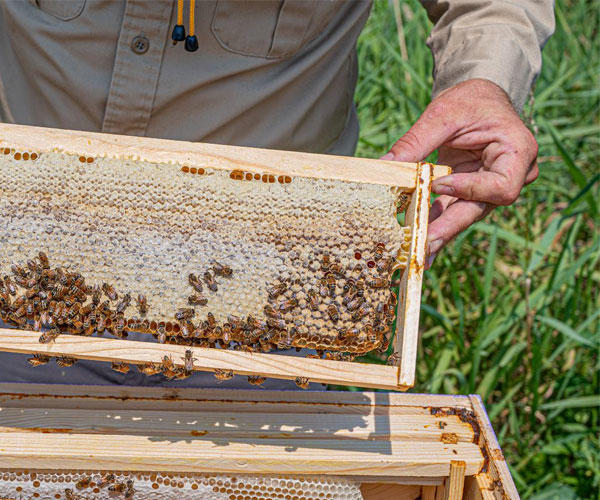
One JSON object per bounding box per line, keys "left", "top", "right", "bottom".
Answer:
{"left": 383, "top": 102, "right": 455, "bottom": 162}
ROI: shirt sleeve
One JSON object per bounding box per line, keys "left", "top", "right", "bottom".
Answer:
{"left": 420, "top": 0, "right": 555, "bottom": 112}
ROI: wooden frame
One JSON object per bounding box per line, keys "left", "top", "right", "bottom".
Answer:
{"left": 0, "top": 384, "right": 520, "bottom": 499}
{"left": 0, "top": 124, "right": 451, "bottom": 391}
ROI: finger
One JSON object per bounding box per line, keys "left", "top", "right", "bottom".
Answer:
{"left": 432, "top": 166, "right": 525, "bottom": 206}
{"left": 429, "top": 194, "right": 458, "bottom": 223}
{"left": 426, "top": 200, "right": 494, "bottom": 260}
{"left": 383, "top": 103, "right": 457, "bottom": 162}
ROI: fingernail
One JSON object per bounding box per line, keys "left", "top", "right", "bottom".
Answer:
{"left": 426, "top": 253, "right": 437, "bottom": 269}
{"left": 433, "top": 181, "right": 455, "bottom": 196}
{"left": 427, "top": 238, "right": 443, "bottom": 256}
{"left": 380, "top": 152, "right": 394, "bottom": 160}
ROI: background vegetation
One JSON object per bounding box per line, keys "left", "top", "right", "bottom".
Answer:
{"left": 352, "top": 1, "right": 599, "bottom": 498}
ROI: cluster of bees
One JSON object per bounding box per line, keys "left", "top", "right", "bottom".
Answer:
{"left": 64, "top": 473, "right": 134, "bottom": 499}
{"left": 1, "top": 245, "right": 399, "bottom": 389}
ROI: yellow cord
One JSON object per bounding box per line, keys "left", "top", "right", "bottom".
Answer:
{"left": 177, "top": 0, "right": 183, "bottom": 25}
{"left": 189, "top": 0, "right": 195, "bottom": 37}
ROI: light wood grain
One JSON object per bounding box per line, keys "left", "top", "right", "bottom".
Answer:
{"left": 422, "top": 485, "right": 438, "bottom": 500}
{"left": 0, "top": 123, "right": 451, "bottom": 188}
{"left": 469, "top": 395, "right": 520, "bottom": 500}
{"left": 0, "top": 328, "right": 402, "bottom": 390}
{"left": 394, "top": 162, "right": 431, "bottom": 387}
{"left": 0, "top": 408, "right": 474, "bottom": 443}
{"left": 444, "top": 461, "right": 466, "bottom": 500}
{"left": 361, "top": 483, "right": 421, "bottom": 500}
{"left": 0, "top": 433, "right": 483, "bottom": 476}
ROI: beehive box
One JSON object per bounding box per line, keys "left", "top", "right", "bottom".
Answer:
{"left": 0, "top": 124, "right": 450, "bottom": 390}
{"left": 0, "top": 383, "right": 519, "bottom": 499}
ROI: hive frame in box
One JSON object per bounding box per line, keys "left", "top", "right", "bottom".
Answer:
{"left": 0, "top": 384, "right": 520, "bottom": 499}
{"left": 0, "top": 124, "right": 450, "bottom": 390}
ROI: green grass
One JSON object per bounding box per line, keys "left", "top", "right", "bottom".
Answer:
{"left": 353, "top": 1, "right": 599, "bottom": 498}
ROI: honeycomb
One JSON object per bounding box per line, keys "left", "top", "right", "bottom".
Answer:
{"left": 0, "top": 147, "right": 411, "bottom": 372}
{"left": 0, "top": 470, "right": 363, "bottom": 499}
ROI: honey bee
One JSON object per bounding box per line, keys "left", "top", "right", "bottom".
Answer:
{"left": 203, "top": 271, "right": 218, "bottom": 292}
{"left": 175, "top": 308, "right": 195, "bottom": 321}
{"left": 97, "top": 473, "right": 115, "bottom": 488}
{"left": 102, "top": 282, "right": 118, "bottom": 301}
{"left": 378, "top": 338, "right": 390, "bottom": 353}
{"left": 96, "top": 315, "right": 107, "bottom": 334}
{"left": 318, "top": 278, "right": 328, "bottom": 298}
{"left": 125, "top": 485, "right": 135, "bottom": 499}
{"left": 211, "top": 260, "right": 233, "bottom": 277}
{"left": 337, "top": 326, "right": 360, "bottom": 341}
{"left": 27, "top": 353, "right": 50, "bottom": 366}
{"left": 267, "top": 317, "right": 286, "bottom": 330}
{"left": 183, "top": 349, "right": 196, "bottom": 371}
{"left": 387, "top": 352, "right": 401, "bottom": 366}
{"left": 157, "top": 325, "right": 167, "bottom": 344}
{"left": 321, "top": 254, "right": 330, "bottom": 271}
{"left": 13, "top": 304, "right": 27, "bottom": 318}
{"left": 56, "top": 356, "right": 77, "bottom": 367}
{"left": 38, "top": 251, "right": 50, "bottom": 269}
{"left": 91, "top": 284, "right": 102, "bottom": 306}
{"left": 325, "top": 274, "right": 336, "bottom": 297}
{"left": 161, "top": 355, "right": 174, "bottom": 372}
{"left": 3, "top": 276, "right": 16, "bottom": 295}
{"left": 214, "top": 368, "right": 234, "bottom": 381}
{"left": 307, "top": 289, "right": 319, "bottom": 311}
{"left": 39, "top": 328, "right": 60, "bottom": 343}
{"left": 377, "top": 256, "right": 394, "bottom": 273}
{"left": 116, "top": 293, "right": 131, "bottom": 314}
{"left": 188, "top": 273, "right": 203, "bottom": 293}
{"left": 247, "top": 375, "right": 266, "bottom": 386}
{"left": 264, "top": 304, "right": 282, "bottom": 319}
{"left": 294, "top": 376, "right": 310, "bottom": 389}
{"left": 278, "top": 297, "right": 298, "bottom": 313}
{"left": 188, "top": 293, "right": 208, "bottom": 306}
{"left": 134, "top": 293, "right": 148, "bottom": 315}
{"left": 206, "top": 312, "right": 216, "bottom": 328}
{"left": 109, "top": 480, "right": 133, "bottom": 493}
{"left": 327, "top": 304, "right": 340, "bottom": 322}
{"left": 374, "top": 242, "right": 386, "bottom": 260}
{"left": 75, "top": 475, "right": 92, "bottom": 489}
{"left": 10, "top": 263, "right": 27, "bottom": 277}
{"left": 328, "top": 262, "right": 343, "bottom": 276}
{"left": 112, "top": 361, "right": 130, "bottom": 373}
{"left": 352, "top": 302, "right": 371, "bottom": 321}
{"left": 179, "top": 321, "right": 196, "bottom": 339}
{"left": 114, "top": 314, "right": 126, "bottom": 336}
{"left": 355, "top": 279, "right": 365, "bottom": 297}
{"left": 345, "top": 296, "right": 363, "bottom": 311}
{"left": 64, "top": 489, "right": 79, "bottom": 500}
{"left": 367, "top": 277, "right": 389, "bottom": 289}
{"left": 137, "top": 362, "right": 162, "bottom": 376}
{"left": 267, "top": 282, "right": 287, "bottom": 299}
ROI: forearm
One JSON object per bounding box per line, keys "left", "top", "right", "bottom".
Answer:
{"left": 420, "top": 0, "right": 555, "bottom": 111}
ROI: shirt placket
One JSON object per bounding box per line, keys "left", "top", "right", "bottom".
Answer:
{"left": 102, "top": 0, "right": 173, "bottom": 136}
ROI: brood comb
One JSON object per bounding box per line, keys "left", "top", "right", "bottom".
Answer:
{"left": 0, "top": 124, "right": 450, "bottom": 390}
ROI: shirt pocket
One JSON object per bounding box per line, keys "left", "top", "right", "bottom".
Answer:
{"left": 28, "top": 0, "right": 86, "bottom": 21}
{"left": 211, "top": 0, "right": 339, "bottom": 59}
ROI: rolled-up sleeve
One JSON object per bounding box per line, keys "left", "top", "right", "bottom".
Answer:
{"left": 421, "top": 0, "right": 555, "bottom": 112}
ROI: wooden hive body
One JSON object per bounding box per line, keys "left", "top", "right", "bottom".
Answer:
{"left": 0, "top": 124, "right": 450, "bottom": 390}
{"left": 0, "top": 384, "right": 520, "bottom": 499}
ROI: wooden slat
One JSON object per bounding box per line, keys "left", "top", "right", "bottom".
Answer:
{"left": 469, "top": 396, "right": 520, "bottom": 500}
{"left": 394, "top": 162, "right": 432, "bottom": 387}
{"left": 444, "top": 461, "right": 466, "bottom": 500}
{"left": 361, "top": 483, "right": 422, "bottom": 500}
{"left": 0, "top": 123, "right": 450, "bottom": 188}
{"left": 0, "top": 433, "right": 484, "bottom": 477}
{"left": 0, "top": 329, "right": 402, "bottom": 390}
{"left": 0, "top": 408, "right": 474, "bottom": 443}
{"left": 422, "top": 485, "right": 437, "bottom": 500}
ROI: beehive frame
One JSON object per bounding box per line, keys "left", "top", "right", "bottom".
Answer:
{"left": 0, "top": 124, "right": 450, "bottom": 390}
{"left": 0, "top": 384, "right": 520, "bottom": 499}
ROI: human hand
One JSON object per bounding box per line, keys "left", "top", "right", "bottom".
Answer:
{"left": 382, "top": 79, "right": 539, "bottom": 268}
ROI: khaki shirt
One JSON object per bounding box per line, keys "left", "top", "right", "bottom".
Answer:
{"left": 0, "top": 1, "right": 554, "bottom": 156}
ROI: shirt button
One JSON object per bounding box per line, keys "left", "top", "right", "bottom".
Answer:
{"left": 131, "top": 35, "right": 149, "bottom": 54}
